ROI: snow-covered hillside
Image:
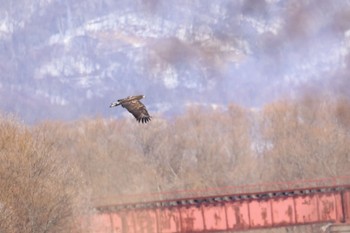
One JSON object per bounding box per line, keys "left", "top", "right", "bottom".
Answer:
{"left": 1, "top": 0, "right": 350, "bottom": 123}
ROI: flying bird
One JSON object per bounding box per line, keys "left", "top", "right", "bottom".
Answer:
{"left": 110, "top": 95, "right": 151, "bottom": 123}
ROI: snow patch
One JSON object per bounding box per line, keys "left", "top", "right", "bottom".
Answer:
{"left": 163, "top": 67, "right": 179, "bottom": 89}
{"left": 37, "top": 56, "right": 98, "bottom": 79}
{"left": 35, "top": 90, "right": 68, "bottom": 106}
{"left": 240, "top": 15, "right": 283, "bottom": 35}
{"left": 0, "top": 14, "right": 14, "bottom": 39}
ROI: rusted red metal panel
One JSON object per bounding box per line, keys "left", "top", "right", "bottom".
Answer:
{"left": 109, "top": 213, "right": 122, "bottom": 233}
{"left": 132, "top": 209, "right": 157, "bottom": 233}
{"left": 90, "top": 213, "right": 114, "bottom": 233}
{"left": 334, "top": 192, "right": 344, "bottom": 222}
{"left": 157, "top": 208, "right": 181, "bottom": 233}
{"left": 342, "top": 190, "right": 350, "bottom": 223}
{"left": 179, "top": 206, "right": 205, "bottom": 232}
{"left": 317, "top": 193, "right": 339, "bottom": 222}
{"left": 294, "top": 195, "right": 319, "bottom": 223}
{"left": 202, "top": 204, "right": 228, "bottom": 231}
{"left": 248, "top": 199, "right": 272, "bottom": 227}
{"left": 118, "top": 211, "right": 136, "bottom": 233}
{"left": 112, "top": 210, "right": 157, "bottom": 233}
{"left": 271, "top": 197, "right": 295, "bottom": 225}
{"left": 225, "top": 202, "right": 250, "bottom": 230}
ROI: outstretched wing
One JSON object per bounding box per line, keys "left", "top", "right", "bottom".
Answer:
{"left": 118, "top": 95, "right": 144, "bottom": 103}
{"left": 121, "top": 100, "right": 151, "bottom": 123}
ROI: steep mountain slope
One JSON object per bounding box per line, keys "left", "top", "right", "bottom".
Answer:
{"left": 1, "top": 0, "right": 350, "bottom": 123}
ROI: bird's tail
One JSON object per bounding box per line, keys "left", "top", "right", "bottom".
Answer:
{"left": 109, "top": 101, "right": 121, "bottom": 107}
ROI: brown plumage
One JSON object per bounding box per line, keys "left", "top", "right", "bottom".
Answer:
{"left": 110, "top": 95, "right": 151, "bottom": 123}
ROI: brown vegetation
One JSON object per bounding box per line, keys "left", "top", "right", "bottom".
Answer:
{"left": 33, "top": 95, "right": 350, "bottom": 203}
{"left": 0, "top": 95, "right": 349, "bottom": 232}
{"left": 260, "top": 95, "right": 350, "bottom": 181}
{"left": 0, "top": 115, "right": 89, "bottom": 232}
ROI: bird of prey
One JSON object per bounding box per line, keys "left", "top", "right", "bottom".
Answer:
{"left": 110, "top": 95, "right": 151, "bottom": 123}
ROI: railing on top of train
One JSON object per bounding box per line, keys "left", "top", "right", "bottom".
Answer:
{"left": 93, "top": 175, "right": 350, "bottom": 208}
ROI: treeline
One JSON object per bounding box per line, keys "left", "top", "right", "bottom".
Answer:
{"left": 61, "top": 95, "right": 349, "bottom": 199}
{"left": 0, "top": 95, "right": 349, "bottom": 232}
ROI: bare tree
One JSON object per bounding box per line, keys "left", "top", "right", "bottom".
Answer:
{"left": 260, "top": 96, "right": 350, "bottom": 183}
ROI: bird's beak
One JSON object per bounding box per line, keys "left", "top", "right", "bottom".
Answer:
{"left": 110, "top": 102, "right": 118, "bottom": 107}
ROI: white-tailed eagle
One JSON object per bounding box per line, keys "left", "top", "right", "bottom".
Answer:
{"left": 110, "top": 95, "right": 151, "bottom": 123}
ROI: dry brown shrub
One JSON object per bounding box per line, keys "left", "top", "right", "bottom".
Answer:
{"left": 0, "top": 115, "right": 89, "bottom": 233}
